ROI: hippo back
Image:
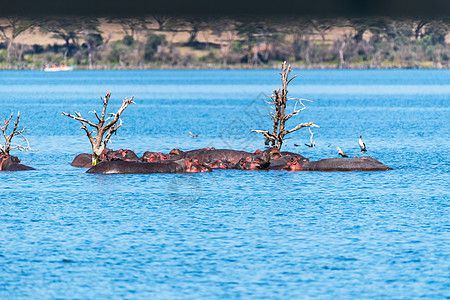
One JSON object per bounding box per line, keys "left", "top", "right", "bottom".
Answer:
{"left": 1, "top": 156, "right": 35, "bottom": 171}
{"left": 86, "top": 160, "right": 185, "bottom": 174}
{"left": 303, "top": 156, "right": 391, "bottom": 171}
{"left": 71, "top": 153, "right": 93, "bottom": 168}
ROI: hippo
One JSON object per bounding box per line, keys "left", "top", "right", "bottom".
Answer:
{"left": 269, "top": 155, "right": 310, "bottom": 170}
{"left": 71, "top": 153, "right": 93, "bottom": 168}
{"left": 0, "top": 154, "right": 34, "bottom": 171}
{"left": 205, "top": 159, "right": 234, "bottom": 169}
{"left": 280, "top": 151, "right": 306, "bottom": 160}
{"left": 170, "top": 148, "right": 253, "bottom": 166}
{"left": 169, "top": 148, "right": 184, "bottom": 156}
{"left": 234, "top": 151, "right": 271, "bottom": 170}
{"left": 141, "top": 151, "right": 169, "bottom": 162}
{"left": 86, "top": 158, "right": 211, "bottom": 174}
{"left": 71, "top": 148, "right": 140, "bottom": 168}
{"left": 104, "top": 149, "right": 141, "bottom": 162}
{"left": 286, "top": 156, "right": 391, "bottom": 171}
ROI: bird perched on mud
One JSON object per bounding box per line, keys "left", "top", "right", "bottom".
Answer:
{"left": 359, "top": 135, "right": 367, "bottom": 152}
{"left": 337, "top": 147, "right": 348, "bottom": 158}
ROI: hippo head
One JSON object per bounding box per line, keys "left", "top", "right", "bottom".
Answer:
{"left": 100, "top": 148, "right": 112, "bottom": 161}
{"left": 261, "top": 147, "right": 281, "bottom": 160}
{"left": 235, "top": 152, "right": 270, "bottom": 170}
{"left": 184, "top": 158, "right": 211, "bottom": 173}
{"left": 142, "top": 151, "right": 158, "bottom": 162}
{"left": 169, "top": 148, "right": 183, "bottom": 156}
{"left": 207, "top": 159, "right": 232, "bottom": 169}
{"left": 0, "top": 154, "right": 20, "bottom": 171}
{"left": 0, "top": 154, "right": 8, "bottom": 170}
{"left": 269, "top": 148, "right": 282, "bottom": 159}
{"left": 286, "top": 157, "right": 309, "bottom": 171}
{"left": 157, "top": 152, "right": 169, "bottom": 161}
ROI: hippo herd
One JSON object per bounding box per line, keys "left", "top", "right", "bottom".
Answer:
{"left": 68, "top": 147, "right": 391, "bottom": 174}
{"left": 0, "top": 146, "right": 391, "bottom": 173}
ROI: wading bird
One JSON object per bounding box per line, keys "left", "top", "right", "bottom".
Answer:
{"left": 337, "top": 146, "right": 348, "bottom": 158}
{"left": 359, "top": 135, "right": 367, "bottom": 152}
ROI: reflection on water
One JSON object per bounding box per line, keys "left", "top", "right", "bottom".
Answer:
{"left": 0, "top": 70, "right": 449, "bottom": 299}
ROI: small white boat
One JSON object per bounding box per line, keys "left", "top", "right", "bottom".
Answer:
{"left": 44, "top": 64, "right": 76, "bottom": 72}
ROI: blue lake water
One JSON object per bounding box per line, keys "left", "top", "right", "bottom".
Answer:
{"left": 0, "top": 69, "right": 449, "bottom": 299}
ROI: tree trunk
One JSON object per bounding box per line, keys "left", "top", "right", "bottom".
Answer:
{"left": 188, "top": 31, "right": 198, "bottom": 44}
{"left": 6, "top": 40, "right": 13, "bottom": 64}
{"left": 88, "top": 51, "right": 93, "bottom": 70}
{"left": 305, "top": 40, "right": 311, "bottom": 66}
{"left": 338, "top": 40, "right": 346, "bottom": 68}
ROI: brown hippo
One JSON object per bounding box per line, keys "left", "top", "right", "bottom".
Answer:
{"left": 205, "top": 159, "right": 234, "bottom": 169}
{"left": 169, "top": 148, "right": 184, "bottom": 156}
{"left": 234, "top": 151, "right": 271, "bottom": 170}
{"left": 269, "top": 156, "right": 310, "bottom": 170}
{"left": 86, "top": 158, "right": 211, "bottom": 174}
{"left": 286, "top": 156, "right": 391, "bottom": 171}
{"left": 71, "top": 148, "right": 140, "bottom": 168}
{"left": 104, "top": 149, "right": 141, "bottom": 162}
{"left": 141, "top": 151, "right": 169, "bottom": 162}
{"left": 170, "top": 148, "right": 253, "bottom": 166}
{"left": 71, "top": 153, "right": 93, "bottom": 168}
{"left": 0, "top": 154, "right": 34, "bottom": 171}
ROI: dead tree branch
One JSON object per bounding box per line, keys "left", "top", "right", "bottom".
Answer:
{"left": 62, "top": 91, "right": 135, "bottom": 166}
{"left": 0, "top": 111, "right": 36, "bottom": 155}
{"left": 251, "top": 61, "right": 318, "bottom": 150}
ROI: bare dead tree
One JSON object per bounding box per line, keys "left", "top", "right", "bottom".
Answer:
{"left": 62, "top": 91, "right": 135, "bottom": 166}
{"left": 251, "top": 61, "right": 319, "bottom": 150}
{"left": 0, "top": 112, "right": 35, "bottom": 155}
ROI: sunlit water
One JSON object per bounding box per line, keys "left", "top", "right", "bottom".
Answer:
{"left": 0, "top": 69, "right": 449, "bottom": 299}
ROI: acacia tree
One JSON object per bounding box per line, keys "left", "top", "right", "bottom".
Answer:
{"left": 0, "top": 112, "right": 35, "bottom": 155}
{"left": 108, "top": 17, "right": 149, "bottom": 41}
{"left": 84, "top": 32, "right": 110, "bottom": 69}
{"left": 0, "top": 16, "right": 35, "bottom": 64}
{"left": 309, "top": 18, "right": 334, "bottom": 41}
{"left": 41, "top": 17, "right": 100, "bottom": 63}
{"left": 251, "top": 62, "right": 318, "bottom": 150}
{"left": 211, "top": 17, "right": 237, "bottom": 66}
{"left": 152, "top": 14, "right": 172, "bottom": 31}
{"left": 62, "top": 92, "right": 134, "bottom": 166}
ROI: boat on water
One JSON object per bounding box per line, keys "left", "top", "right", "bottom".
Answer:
{"left": 44, "top": 64, "right": 76, "bottom": 72}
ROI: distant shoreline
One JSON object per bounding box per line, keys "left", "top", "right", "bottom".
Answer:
{"left": 1, "top": 61, "right": 449, "bottom": 70}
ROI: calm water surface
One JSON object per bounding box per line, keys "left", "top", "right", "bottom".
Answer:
{"left": 0, "top": 70, "right": 449, "bottom": 299}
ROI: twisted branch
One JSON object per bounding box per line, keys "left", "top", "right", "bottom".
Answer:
{"left": 251, "top": 61, "right": 318, "bottom": 149}
{"left": 62, "top": 91, "right": 135, "bottom": 165}
{"left": 0, "top": 111, "right": 36, "bottom": 155}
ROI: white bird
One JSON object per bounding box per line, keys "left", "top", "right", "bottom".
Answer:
{"left": 359, "top": 135, "right": 367, "bottom": 152}
{"left": 337, "top": 146, "right": 348, "bottom": 158}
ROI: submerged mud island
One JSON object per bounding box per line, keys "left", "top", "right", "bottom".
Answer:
{"left": 64, "top": 62, "right": 391, "bottom": 174}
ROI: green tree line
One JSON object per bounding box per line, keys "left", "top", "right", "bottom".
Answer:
{"left": 0, "top": 15, "right": 448, "bottom": 69}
